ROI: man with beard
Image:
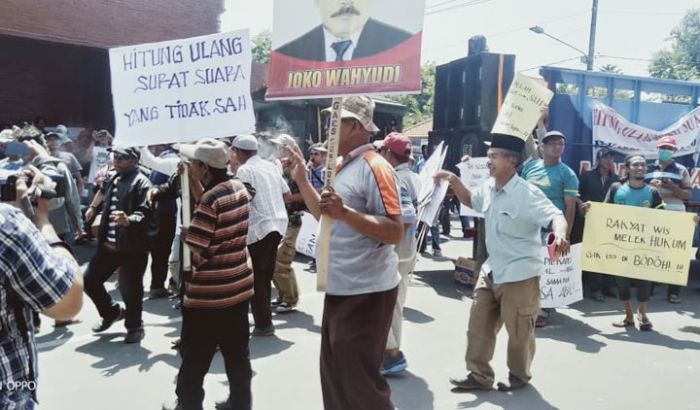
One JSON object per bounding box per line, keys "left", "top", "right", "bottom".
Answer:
{"left": 275, "top": 0, "right": 412, "bottom": 62}
{"left": 83, "top": 146, "right": 152, "bottom": 343}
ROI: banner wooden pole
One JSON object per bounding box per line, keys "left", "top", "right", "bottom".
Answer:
{"left": 316, "top": 97, "right": 343, "bottom": 292}
{"left": 180, "top": 157, "right": 192, "bottom": 273}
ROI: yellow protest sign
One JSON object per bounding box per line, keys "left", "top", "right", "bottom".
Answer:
{"left": 582, "top": 202, "right": 695, "bottom": 286}
{"left": 491, "top": 73, "right": 553, "bottom": 141}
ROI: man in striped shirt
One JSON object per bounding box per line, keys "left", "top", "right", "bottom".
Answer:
{"left": 164, "top": 138, "right": 253, "bottom": 410}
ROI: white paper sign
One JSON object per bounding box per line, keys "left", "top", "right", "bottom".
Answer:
{"left": 456, "top": 158, "right": 490, "bottom": 218}
{"left": 109, "top": 30, "right": 255, "bottom": 147}
{"left": 295, "top": 212, "right": 319, "bottom": 258}
{"left": 87, "top": 147, "right": 110, "bottom": 184}
{"left": 491, "top": 73, "right": 554, "bottom": 140}
{"left": 417, "top": 142, "right": 448, "bottom": 226}
{"left": 540, "top": 244, "right": 583, "bottom": 308}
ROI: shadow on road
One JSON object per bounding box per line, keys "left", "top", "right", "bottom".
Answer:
{"left": 535, "top": 313, "right": 607, "bottom": 353}
{"left": 412, "top": 269, "right": 473, "bottom": 302}
{"left": 601, "top": 328, "right": 700, "bottom": 350}
{"left": 455, "top": 384, "right": 558, "bottom": 409}
{"left": 273, "top": 310, "right": 321, "bottom": 334}
{"left": 387, "top": 370, "right": 434, "bottom": 410}
{"left": 249, "top": 336, "right": 294, "bottom": 360}
{"left": 403, "top": 307, "right": 435, "bottom": 324}
{"left": 75, "top": 333, "right": 180, "bottom": 376}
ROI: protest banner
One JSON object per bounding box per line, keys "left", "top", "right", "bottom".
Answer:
{"left": 491, "top": 73, "right": 554, "bottom": 140}
{"left": 295, "top": 212, "right": 319, "bottom": 258}
{"left": 582, "top": 202, "right": 695, "bottom": 286}
{"left": 592, "top": 102, "right": 700, "bottom": 159}
{"left": 266, "top": 0, "right": 425, "bottom": 99}
{"left": 109, "top": 30, "right": 255, "bottom": 147}
{"left": 540, "top": 244, "right": 583, "bottom": 308}
{"left": 456, "top": 158, "right": 490, "bottom": 218}
{"left": 417, "top": 142, "right": 448, "bottom": 226}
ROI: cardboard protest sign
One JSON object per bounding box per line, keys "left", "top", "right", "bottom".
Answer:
{"left": 582, "top": 202, "right": 695, "bottom": 286}
{"left": 295, "top": 212, "right": 319, "bottom": 258}
{"left": 592, "top": 102, "right": 700, "bottom": 160}
{"left": 491, "top": 73, "right": 553, "bottom": 140}
{"left": 109, "top": 30, "right": 255, "bottom": 147}
{"left": 267, "top": 0, "right": 425, "bottom": 99}
{"left": 456, "top": 158, "right": 490, "bottom": 218}
{"left": 540, "top": 244, "right": 583, "bottom": 308}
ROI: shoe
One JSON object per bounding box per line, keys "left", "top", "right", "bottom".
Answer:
{"left": 638, "top": 315, "right": 653, "bottom": 331}
{"left": 124, "top": 327, "right": 145, "bottom": 344}
{"left": 433, "top": 249, "right": 443, "bottom": 257}
{"left": 274, "top": 302, "right": 296, "bottom": 314}
{"left": 162, "top": 399, "right": 183, "bottom": 410}
{"left": 252, "top": 324, "right": 275, "bottom": 336}
{"left": 591, "top": 290, "right": 604, "bottom": 302}
{"left": 668, "top": 294, "right": 681, "bottom": 304}
{"left": 92, "top": 306, "right": 125, "bottom": 333}
{"left": 171, "top": 338, "right": 181, "bottom": 350}
{"left": 612, "top": 318, "right": 635, "bottom": 328}
{"left": 270, "top": 299, "right": 283, "bottom": 308}
{"left": 149, "top": 287, "right": 171, "bottom": 299}
{"left": 420, "top": 251, "right": 430, "bottom": 257}
{"left": 214, "top": 398, "right": 234, "bottom": 410}
{"left": 449, "top": 374, "right": 492, "bottom": 391}
{"left": 54, "top": 319, "right": 81, "bottom": 327}
{"left": 381, "top": 351, "right": 407, "bottom": 376}
{"left": 496, "top": 374, "right": 529, "bottom": 392}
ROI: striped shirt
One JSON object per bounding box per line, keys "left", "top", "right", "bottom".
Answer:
{"left": 0, "top": 205, "right": 76, "bottom": 407}
{"left": 184, "top": 178, "right": 253, "bottom": 309}
{"left": 106, "top": 184, "right": 119, "bottom": 244}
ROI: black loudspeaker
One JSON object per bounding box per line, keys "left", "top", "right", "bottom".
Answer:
{"left": 432, "top": 53, "right": 516, "bottom": 132}
{"left": 429, "top": 127, "right": 488, "bottom": 174}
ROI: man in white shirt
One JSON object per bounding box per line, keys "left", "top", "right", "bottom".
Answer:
{"left": 232, "top": 134, "right": 291, "bottom": 336}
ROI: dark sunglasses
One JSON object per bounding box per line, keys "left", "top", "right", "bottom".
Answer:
{"left": 113, "top": 153, "right": 133, "bottom": 161}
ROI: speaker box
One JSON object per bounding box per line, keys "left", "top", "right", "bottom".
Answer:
{"left": 429, "top": 127, "right": 488, "bottom": 174}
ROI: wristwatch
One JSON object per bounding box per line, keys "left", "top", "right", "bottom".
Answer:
{"left": 46, "top": 239, "right": 74, "bottom": 255}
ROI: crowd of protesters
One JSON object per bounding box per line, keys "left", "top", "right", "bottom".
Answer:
{"left": 1, "top": 99, "right": 699, "bottom": 409}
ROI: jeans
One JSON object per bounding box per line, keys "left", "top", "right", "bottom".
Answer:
{"left": 84, "top": 246, "right": 148, "bottom": 329}
{"left": 149, "top": 212, "right": 177, "bottom": 290}
{"left": 418, "top": 223, "right": 441, "bottom": 252}
{"left": 176, "top": 303, "right": 251, "bottom": 410}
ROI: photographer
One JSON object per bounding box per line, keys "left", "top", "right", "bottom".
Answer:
{"left": 0, "top": 167, "right": 83, "bottom": 409}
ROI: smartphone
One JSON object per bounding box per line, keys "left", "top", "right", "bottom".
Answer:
{"left": 5, "top": 141, "right": 29, "bottom": 158}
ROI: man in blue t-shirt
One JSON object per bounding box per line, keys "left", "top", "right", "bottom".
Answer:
{"left": 521, "top": 130, "right": 579, "bottom": 327}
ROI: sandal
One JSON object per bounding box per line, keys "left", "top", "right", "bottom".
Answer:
{"left": 612, "top": 318, "right": 635, "bottom": 328}
{"left": 668, "top": 294, "right": 681, "bottom": 304}
{"left": 638, "top": 316, "right": 653, "bottom": 331}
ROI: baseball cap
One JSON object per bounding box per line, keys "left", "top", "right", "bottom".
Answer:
{"left": 383, "top": 132, "right": 411, "bottom": 157}
{"left": 657, "top": 136, "right": 677, "bottom": 149}
{"left": 175, "top": 138, "right": 229, "bottom": 169}
{"left": 109, "top": 146, "right": 141, "bottom": 160}
{"left": 323, "top": 96, "right": 379, "bottom": 133}
{"left": 542, "top": 130, "right": 566, "bottom": 143}
{"left": 231, "top": 134, "right": 258, "bottom": 151}
{"left": 310, "top": 142, "right": 328, "bottom": 153}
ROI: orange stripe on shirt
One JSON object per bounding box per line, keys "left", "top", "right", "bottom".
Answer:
{"left": 363, "top": 151, "right": 401, "bottom": 216}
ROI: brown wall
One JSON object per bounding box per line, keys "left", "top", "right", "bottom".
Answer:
{"left": 0, "top": 0, "right": 224, "bottom": 48}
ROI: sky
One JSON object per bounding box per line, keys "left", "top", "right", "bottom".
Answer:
{"left": 220, "top": 0, "right": 699, "bottom": 78}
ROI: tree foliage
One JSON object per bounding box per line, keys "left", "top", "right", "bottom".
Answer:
{"left": 389, "top": 62, "right": 436, "bottom": 128}
{"left": 252, "top": 30, "right": 272, "bottom": 64}
{"left": 649, "top": 9, "right": 700, "bottom": 81}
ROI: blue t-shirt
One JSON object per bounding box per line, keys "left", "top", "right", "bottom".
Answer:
{"left": 521, "top": 160, "right": 579, "bottom": 212}
{"left": 606, "top": 182, "right": 663, "bottom": 209}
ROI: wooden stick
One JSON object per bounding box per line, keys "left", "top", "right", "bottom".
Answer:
{"left": 316, "top": 97, "right": 343, "bottom": 292}
{"left": 180, "top": 157, "right": 192, "bottom": 273}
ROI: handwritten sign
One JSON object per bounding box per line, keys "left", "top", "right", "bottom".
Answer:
{"left": 540, "top": 244, "right": 583, "bottom": 308}
{"left": 491, "top": 73, "right": 553, "bottom": 140}
{"left": 87, "top": 147, "right": 110, "bottom": 184}
{"left": 582, "top": 202, "right": 695, "bottom": 286}
{"left": 109, "top": 30, "right": 255, "bottom": 147}
{"left": 295, "top": 212, "right": 319, "bottom": 258}
{"left": 456, "top": 158, "right": 490, "bottom": 218}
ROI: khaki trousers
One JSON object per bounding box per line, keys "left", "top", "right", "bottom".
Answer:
{"left": 272, "top": 223, "right": 300, "bottom": 305}
{"left": 466, "top": 275, "right": 540, "bottom": 386}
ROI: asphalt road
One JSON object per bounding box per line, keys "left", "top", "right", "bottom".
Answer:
{"left": 34, "top": 229, "right": 700, "bottom": 409}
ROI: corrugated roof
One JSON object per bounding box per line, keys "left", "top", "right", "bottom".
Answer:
{"left": 403, "top": 119, "right": 432, "bottom": 138}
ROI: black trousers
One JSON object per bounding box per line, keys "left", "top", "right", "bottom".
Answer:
{"left": 149, "top": 211, "right": 177, "bottom": 290}
{"left": 320, "top": 286, "right": 398, "bottom": 410}
{"left": 84, "top": 246, "right": 148, "bottom": 329}
{"left": 248, "top": 232, "right": 282, "bottom": 328}
{"left": 176, "top": 303, "right": 252, "bottom": 410}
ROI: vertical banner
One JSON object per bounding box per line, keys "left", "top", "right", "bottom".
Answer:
{"left": 267, "top": 0, "right": 426, "bottom": 99}
{"left": 491, "top": 73, "right": 554, "bottom": 140}
{"left": 582, "top": 202, "right": 695, "bottom": 286}
{"left": 456, "top": 158, "right": 490, "bottom": 218}
{"left": 109, "top": 30, "right": 255, "bottom": 146}
{"left": 540, "top": 244, "right": 583, "bottom": 308}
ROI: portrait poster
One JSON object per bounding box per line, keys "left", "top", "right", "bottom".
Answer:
{"left": 267, "top": 0, "right": 426, "bottom": 99}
